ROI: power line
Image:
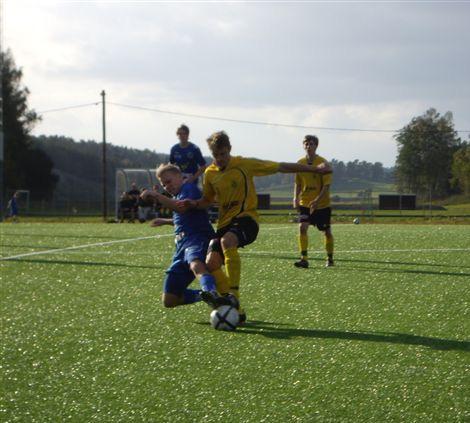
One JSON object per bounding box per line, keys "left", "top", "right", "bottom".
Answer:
{"left": 108, "top": 101, "right": 399, "bottom": 133}
{"left": 108, "top": 101, "right": 470, "bottom": 134}
{"left": 35, "top": 100, "right": 470, "bottom": 133}
{"left": 37, "top": 102, "right": 99, "bottom": 114}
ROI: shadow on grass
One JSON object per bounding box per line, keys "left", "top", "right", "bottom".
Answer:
{"left": 241, "top": 252, "right": 470, "bottom": 278}
{"left": 339, "top": 257, "right": 470, "bottom": 270}
{"left": 235, "top": 321, "right": 470, "bottom": 352}
{"left": 242, "top": 251, "right": 470, "bottom": 270}
{"left": 336, "top": 264, "right": 470, "bottom": 279}
{"left": 240, "top": 252, "right": 298, "bottom": 261}
{"left": 5, "top": 257, "right": 165, "bottom": 271}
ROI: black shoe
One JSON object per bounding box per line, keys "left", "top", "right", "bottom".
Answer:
{"left": 201, "top": 291, "right": 232, "bottom": 309}
{"left": 238, "top": 312, "right": 246, "bottom": 325}
{"left": 294, "top": 259, "right": 309, "bottom": 268}
{"left": 223, "top": 293, "right": 240, "bottom": 309}
{"left": 325, "top": 258, "right": 334, "bottom": 267}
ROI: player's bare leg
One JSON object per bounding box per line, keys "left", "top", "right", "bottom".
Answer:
{"left": 206, "top": 251, "right": 230, "bottom": 294}
{"left": 161, "top": 292, "right": 185, "bottom": 308}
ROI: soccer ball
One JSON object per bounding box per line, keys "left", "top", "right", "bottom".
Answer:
{"left": 353, "top": 217, "right": 360, "bottom": 225}
{"left": 210, "top": 305, "right": 239, "bottom": 331}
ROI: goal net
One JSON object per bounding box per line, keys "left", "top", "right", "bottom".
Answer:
{"left": 115, "top": 168, "right": 159, "bottom": 219}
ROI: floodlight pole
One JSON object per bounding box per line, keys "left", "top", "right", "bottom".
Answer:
{"left": 101, "top": 90, "right": 107, "bottom": 221}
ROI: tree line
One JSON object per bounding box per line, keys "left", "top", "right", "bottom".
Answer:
{"left": 395, "top": 108, "right": 469, "bottom": 198}
{"left": 33, "top": 135, "right": 169, "bottom": 203}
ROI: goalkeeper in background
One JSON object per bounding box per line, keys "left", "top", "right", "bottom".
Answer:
{"left": 293, "top": 135, "right": 334, "bottom": 268}
{"left": 176, "top": 131, "right": 332, "bottom": 323}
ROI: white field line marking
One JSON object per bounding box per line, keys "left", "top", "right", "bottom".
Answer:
{"left": 2, "top": 224, "right": 468, "bottom": 260}
{"left": 243, "top": 247, "right": 470, "bottom": 255}
{"left": 0, "top": 234, "right": 173, "bottom": 261}
{"left": 0, "top": 225, "right": 292, "bottom": 261}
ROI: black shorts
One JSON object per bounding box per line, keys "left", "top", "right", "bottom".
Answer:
{"left": 298, "top": 206, "right": 331, "bottom": 231}
{"left": 208, "top": 216, "right": 259, "bottom": 257}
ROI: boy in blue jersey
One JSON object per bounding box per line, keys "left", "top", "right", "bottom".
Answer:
{"left": 141, "top": 164, "right": 232, "bottom": 309}
{"left": 169, "top": 124, "right": 207, "bottom": 184}
{"left": 7, "top": 192, "right": 19, "bottom": 223}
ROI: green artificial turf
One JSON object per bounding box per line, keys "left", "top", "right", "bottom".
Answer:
{"left": 1, "top": 223, "right": 469, "bottom": 422}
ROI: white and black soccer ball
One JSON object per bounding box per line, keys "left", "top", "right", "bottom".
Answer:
{"left": 353, "top": 217, "right": 360, "bottom": 225}
{"left": 210, "top": 305, "right": 239, "bottom": 331}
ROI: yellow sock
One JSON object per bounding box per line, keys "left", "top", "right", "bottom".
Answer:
{"left": 325, "top": 235, "right": 334, "bottom": 257}
{"left": 211, "top": 268, "right": 230, "bottom": 295}
{"left": 224, "top": 247, "right": 241, "bottom": 296}
{"left": 299, "top": 233, "right": 308, "bottom": 260}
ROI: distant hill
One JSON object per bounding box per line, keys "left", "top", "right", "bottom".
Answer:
{"left": 34, "top": 135, "right": 169, "bottom": 205}
{"left": 34, "top": 135, "right": 395, "bottom": 207}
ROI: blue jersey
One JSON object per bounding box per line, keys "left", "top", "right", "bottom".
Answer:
{"left": 9, "top": 197, "right": 18, "bottom": 215}
{"left": 169, "top": 142, "right": 206, "bottom": 177}
{"left": 173, "top": 183, "right": 214, "bottom": 237}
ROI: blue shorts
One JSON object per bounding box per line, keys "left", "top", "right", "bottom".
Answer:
{"left": 163, "top": 234, "right": 211, "bottom": 296}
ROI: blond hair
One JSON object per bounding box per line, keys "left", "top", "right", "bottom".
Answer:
{"left": 156, "top": 163, "right": 182, "bottom": 179}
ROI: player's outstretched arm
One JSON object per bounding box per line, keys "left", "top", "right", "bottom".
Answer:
{"left": 150, "top": 217, "right": 174, "bottom": 227}
{"left": 293, "top": 183, "right": 301, "bottom": 209}
{"left": 175, "top": 197, "right": 212, "bottom": 213}
{"left": 278, "top": 162, "right": 332, "bottom": 174}
{"left": 141, "top": 190, "right": 179, "bottom": 212}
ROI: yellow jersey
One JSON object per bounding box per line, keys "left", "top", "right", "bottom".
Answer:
{"left": 203, "top": 156, "right": 280, "bottom": 228}
{"left": 295, "top": 155, "right": 332, "bottom": 209}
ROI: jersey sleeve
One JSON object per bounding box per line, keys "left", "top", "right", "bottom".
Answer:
{"left": 202, "top": 173, "right": 216, "bottom": 203}
{"left": 169, "top": 146, "right": 176, "bottom": 164}
{"left": 243, "top": 158, "right": 280, "bottom": 176}
{"left": 181, "top": 183, "right": 202, "bottom": 200}
{"left": 194, "top": 146, "right": 206, "bottom": 167}
{"left": 295, "top": 173, "right": 301, "bottom": 186}
{"left": 318, "top": 157, "right": 332, "bottom": 186}
{"left": 322, "top": 172, "right": 333, "bottom": 186}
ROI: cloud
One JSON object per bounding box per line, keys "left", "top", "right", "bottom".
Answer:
{"left": 4, "top": 1, "right": 469, "bottom": 166}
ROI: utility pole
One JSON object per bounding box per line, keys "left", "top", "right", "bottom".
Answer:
{"left": 101, "top": 90, "right": 107, "bottom": 221}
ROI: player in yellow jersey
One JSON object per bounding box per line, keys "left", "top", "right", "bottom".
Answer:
{"left": 293, "top": 135, "right": 334, "bottom": 268}
{"left": 177, "top": 131, "right": 332, "bottom": 324}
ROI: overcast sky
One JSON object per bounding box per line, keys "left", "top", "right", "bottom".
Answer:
{"left": 3, "top": 1, "right": 470, "bottom": 166}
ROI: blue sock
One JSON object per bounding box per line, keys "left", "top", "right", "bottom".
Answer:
{"left": 183, "top": 289, "right": 201, "bottom": 304}
{"left": 199, "top": 274, "right": 217, "bottom": 292}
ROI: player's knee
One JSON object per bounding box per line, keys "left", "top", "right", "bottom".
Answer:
{"left": 162, "top": 294, "right": 179, "bottom": 308}
{"left": 208, "top": 238, "right": 223, "bottom": 254}
{"left": 189, "top": 260, "right": 204, "bottom": 275}
{"left": 221, "top": 234, "right": 237, "bottom": 250}
{"left": 299, "top": 223, "right": 309, "bottom": 234}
